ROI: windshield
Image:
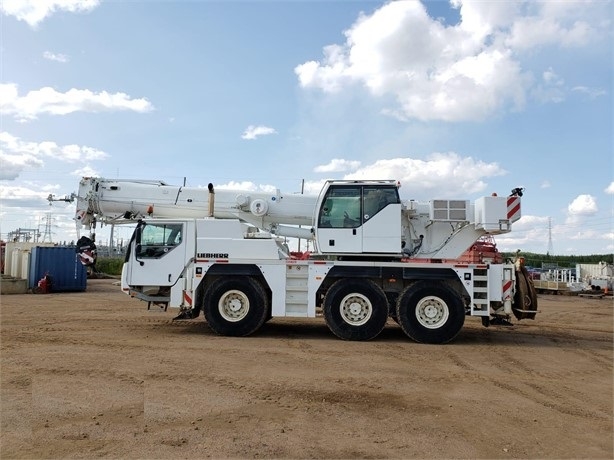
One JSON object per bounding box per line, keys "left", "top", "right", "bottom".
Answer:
{"left": 135, "top": 222, "right": 183, "bottom": 258}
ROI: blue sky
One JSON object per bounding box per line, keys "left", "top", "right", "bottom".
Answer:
{"left": 0, "top": 0, "right": 612, "bottom": 256}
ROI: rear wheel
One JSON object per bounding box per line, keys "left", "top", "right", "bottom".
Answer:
{"left": 396, "top": 281, "right": 465, "bottom": 344}
{"left": 323, "top": 279, "right": 388, "bottom": 341}
{"left": 203, "top": 277, "right": 268, "bottom": 336}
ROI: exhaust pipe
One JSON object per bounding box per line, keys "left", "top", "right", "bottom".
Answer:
{"left": 208, "top": 183, "right": 215, "bottom": 217}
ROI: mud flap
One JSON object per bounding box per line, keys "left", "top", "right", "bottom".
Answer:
{"left": 513, "top": 264, "right": 539, "bottom": 320}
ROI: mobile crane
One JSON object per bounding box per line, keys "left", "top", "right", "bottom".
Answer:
{"left": 72, "top": 176, "right": 538, "bottom": 344}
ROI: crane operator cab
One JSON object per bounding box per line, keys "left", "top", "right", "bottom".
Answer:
{"left": 315, "top": 180, "right": 402, "bottom": 256}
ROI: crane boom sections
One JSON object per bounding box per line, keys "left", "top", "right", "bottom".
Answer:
{"left": 73, "top": 176, "right": 522, "bottom": 260}
{"left": 75, "top": 177, "right": 317, "bottom": 238}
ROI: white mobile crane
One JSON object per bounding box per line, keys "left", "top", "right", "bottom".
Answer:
{"left": 71, "top": 176, "right": 538, "bottom": 344}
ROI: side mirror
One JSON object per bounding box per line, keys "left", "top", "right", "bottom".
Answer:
{"left": 135, "top": 244, "right": 145, "bottom": 266}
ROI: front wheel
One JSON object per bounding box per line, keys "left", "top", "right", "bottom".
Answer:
{"left": 396, "top": 281, "right": 465, "bottom": 344}
{"left": 202, "top": 277, "right": 268, "bottom": 337}
{"left": 323, "top": 279, "right": 389, "bottom": 341}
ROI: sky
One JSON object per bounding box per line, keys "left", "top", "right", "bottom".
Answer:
{"left": 0, "top": 0, "right": 612, "bottom": 257}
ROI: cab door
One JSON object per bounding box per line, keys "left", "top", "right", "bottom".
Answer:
{"left": 125, "top": 221, "right": 189, "bottom": 287}
{"left": 361, "top": 186, "right": 402, "bottom": 253}
{"left": 316, "top": 184, "right": 363, "bottom": 253}
{"left": 315, "top": 183, "right": 401, "bottom": 255}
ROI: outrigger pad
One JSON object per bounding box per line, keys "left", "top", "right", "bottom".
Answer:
{"left": 490, "top": 317, "right": 514, "bottom": 326}
{"left": 173, "top": 309, "right": 198, "bottom": 320}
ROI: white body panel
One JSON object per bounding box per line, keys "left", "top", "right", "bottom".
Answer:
{"left": 362, "top": 204, "right": 402, "bottom": 253}
{"left": 121, "top": 216, "right": 514, "bottom": 318}
{"left": 474, "top": 196, "right": 520, "bottom": 232}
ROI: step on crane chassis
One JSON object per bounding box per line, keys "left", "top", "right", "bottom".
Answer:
{"left": 69, "top": 177, "right": 538, "bottom": 344}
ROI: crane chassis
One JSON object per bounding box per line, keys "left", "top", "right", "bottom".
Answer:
{"left": 68, "top": 177, "right": 538, "bottom": 344}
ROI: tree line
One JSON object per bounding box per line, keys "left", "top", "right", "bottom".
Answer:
{"left": 501, "top": 252, "right": 613, "bottom": 268}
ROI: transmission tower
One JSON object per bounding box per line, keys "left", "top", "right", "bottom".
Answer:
{"left": 41, "top": 213, "right": 55, "bottom": 243}
{"left": 547, "top": 217, "right": 553, "bottom": 255}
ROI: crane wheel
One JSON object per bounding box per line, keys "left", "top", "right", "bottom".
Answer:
{"left": 395, "top": 281, "right": 465, "bottom": 344}
{"left": 323, "top": 279, "right": 388, "bottom": 341}
{"left": 202, "top": 277, "right": 269, "bottom": 337}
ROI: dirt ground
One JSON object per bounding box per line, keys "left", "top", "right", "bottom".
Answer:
{"left": 1, "top": 279, "right": 612, "bottom": 459}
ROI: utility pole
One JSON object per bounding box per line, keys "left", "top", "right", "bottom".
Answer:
{"left": 547, "top": 217, "right": 553, "bottom": 255}
{"left": 298, "top": 179, "right": 305, "bottom": 252}
{"left": 109, "top": 224, "right": 115, "bottom": 255}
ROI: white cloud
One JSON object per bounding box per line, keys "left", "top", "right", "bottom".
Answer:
{"left": 532, "top": 67, "right": 566, "bottom": 103}
{"left": 216, "top": 181, "right": 258, "bottom": 191}
{"left": 314, "top": 158, "right": 361, "bottom": 173}
{"left": 566, "top": 228, "right": 604, "bottom": 242}
{"left": 301, "top": 180, "right": 328, "bottom": 196}
{"left": 0, "top": 152, "right": 43, "bottom": 180}
{"left": 542, "top": 68, "right": 563, "bottom": 86}
{"left": 495, "top": 214, "right": 550, "bottom": 252}
{"left": 572, "top": 86, "right": 607, "bottom": 99}
{"left": 0, "top": 0, "right": 100, "bottom": 27}
{"left": 241, "top": 125, "right": 277, "bottom": 140}
{"left": 0, "top": 185, "right": 50, "bottom": 206}
{"left": 540, "top": 180, "right": 551, "bottom": 189}
{"left": 343, "top": 152, "right": 506, "bottom": 199}
{"left": 216, "top": 181, "right": 277, "bottom": 194}
{"left": 70, "top": 165, "right": 99, "bottom": 177}
{"left": 0, "top": 131, "right": 108, "bottom": 180}
{"left": 43, "top": 51, "right": 69, "bottom": 63}
{"left": 295, "top": 0, "right": 607, "bottom": 122}
{"left": 566, "top": 194, "right": 598, "bottom": 224}
{"left": 605, "top": 182, "right": 614, "bottom": 194}
{"left": 303, "top": 153, "right": 508, "bottom": 200}
{"left": 505, "top": 1, "right": 597, "bottom": 50}
{"left": 0, "top": 84, "right": 154, "bottom": 121}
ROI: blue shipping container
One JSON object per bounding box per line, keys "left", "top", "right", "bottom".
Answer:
{"left": 28, "top": 246, "right": 87, "bottom": 292}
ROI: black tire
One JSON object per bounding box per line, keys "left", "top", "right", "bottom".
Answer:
{"left": 323, "top": 279, "right": 388, "bottom": 341}
{"left": 395, "top": 281, "right": 465, "bottom": 344}
{"left": 202, "top": 277, "right": 268, "bottom": 337}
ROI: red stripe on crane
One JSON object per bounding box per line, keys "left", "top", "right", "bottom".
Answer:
{"left": 507, "top": 197, "right": 521, "bottom": 220}
{"left": 184, "top": 292, "right": 192, "bottom": 306}
{"left": 503, "top": 280, "right": 513, "bottom": 300}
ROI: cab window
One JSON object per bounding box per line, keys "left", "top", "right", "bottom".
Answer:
{"left": 362, "top": 186, "right": 399, "bottom": 220}
{"left": 136, "top": 223, "right": 183, "bottom": 258}
{"left": 318, "top": 186, "right": 361, "bottom": 229}
{"left": 318, "top": 184, "right": 400, "bottom": 229}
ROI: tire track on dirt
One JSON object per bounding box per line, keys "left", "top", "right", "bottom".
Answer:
{"left": 444, "top": 348, "right": 610, "bottom": 421}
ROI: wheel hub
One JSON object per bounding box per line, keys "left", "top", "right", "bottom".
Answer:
{"left": 219, "top": 290, "right": 249, "bottom": 322}
{"left": 340, "top": 294, "right": 372, "bottom": 326}
{"left": 415, "top": 296, "right": 449, "bottom": 329}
